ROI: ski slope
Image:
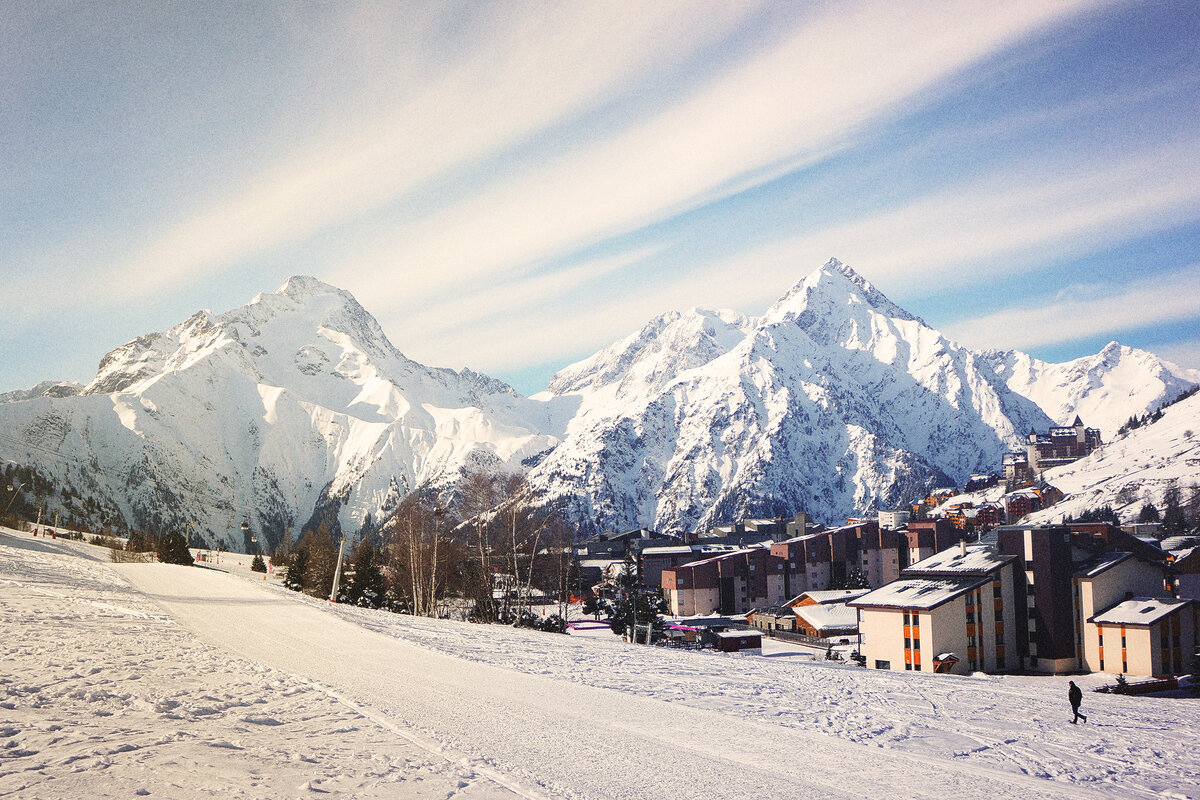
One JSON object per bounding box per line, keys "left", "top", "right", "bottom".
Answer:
{"left": 2, "top": 529, "right": 1198, "bottom": 799}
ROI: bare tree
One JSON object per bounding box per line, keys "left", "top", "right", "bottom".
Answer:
{"left": 385, "top": 494, "right": 457, "bottom": 617}
{"left": 460, "top": 470, "right": 502, "bottom": 620}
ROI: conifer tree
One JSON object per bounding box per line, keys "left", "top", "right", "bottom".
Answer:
{"left": 157, "top": 531, "right": 194, "bottom": 566}
{"left": 346, "top": 538, "right": 386, "bottom": 608}
{"left": 284, "top": 544, "right": 309, "bottom": 592}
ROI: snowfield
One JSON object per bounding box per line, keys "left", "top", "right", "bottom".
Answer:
{"left": 3, "top": 530, "right": 1198, "bottom": 799}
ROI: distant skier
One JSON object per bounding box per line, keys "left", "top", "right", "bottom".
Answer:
{"left": 1068, "top": 680, "right": 1087, "bottom": 724}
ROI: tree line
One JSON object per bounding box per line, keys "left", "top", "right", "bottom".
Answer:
{"left": 274, "top": 472, "right": 584, "bottom": 623}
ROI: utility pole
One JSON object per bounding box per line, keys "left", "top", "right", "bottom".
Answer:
{"left": 329, "top": 535, "right": 347, "bottom": 603}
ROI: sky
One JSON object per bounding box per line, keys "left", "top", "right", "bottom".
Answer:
{"left": 3, "top": 0, "right": 1199, "bottom": 397}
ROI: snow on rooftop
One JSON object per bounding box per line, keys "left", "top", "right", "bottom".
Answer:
{"left": 795, "top": 589, "right": 871, "bottom": 604}
{"left": 906, "top": 544, "right": 1014, "bottom": 575}
{"left": 1074, "top": 551, "right": 1132, "bottom": 578}
{"left": 714, "top": 629, "right": 762, "bottom": 639}
{"left": 640, "top": 545, "right": 696, "bottom": 556}
{"left": 1091, "top": 596, "right": 1194, "bottom": 626}
{"left": 851, "top": 576, "right": 990, "bottom": 610}
{"left": 794, "top": 602, "right": 859, "bottom": 632}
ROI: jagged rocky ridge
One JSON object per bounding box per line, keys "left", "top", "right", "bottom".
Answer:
{"left": 0, "top": 262, "right": 1195, "bottom": 546}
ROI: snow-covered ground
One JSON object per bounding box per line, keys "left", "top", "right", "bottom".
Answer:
{"left": 3, "top": 528, "right": 1198, "bottom": 799}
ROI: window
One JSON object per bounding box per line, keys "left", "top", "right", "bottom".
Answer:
{"left": 993, "top": 584, "right": 1002, "bottom": 598}
{"left": 996, "top": 632, "right": 1005, "bottom": 646}
{"left": 875, "top": 660, "right": 891, "bottom": 670}
{"left": 995, "top": 608, "right": 1004, "bottom": 622}
{"left": 912, "top": 638, "right": 920, "bottom": 651}
{"left": 903, "top": 612, "right": 911, "bottom": 626}
{"left": 913, "top": 663, "right": 921, "bottom": 671}
{"left": 904, "top": 637, "right": 911, "bottom": 649}
{"left": 966, "top": 611, "right": 975, "bottom": 624}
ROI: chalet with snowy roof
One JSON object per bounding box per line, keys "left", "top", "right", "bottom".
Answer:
{"left": 964, "top": 473, "right": 999, "bottom": 492}
{"left": 944, "top": 501, "right": 1005, "bottom": 532}
{"left": 1001, "top": 482, "right": 1063, "bottom": 521}
{"left": 787, "top": 589, "right": 868, "bottom": 639}
{"left": 915, "top": 488, "right": 959, "bottom": 513}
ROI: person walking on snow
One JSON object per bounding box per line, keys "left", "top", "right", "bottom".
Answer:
{"left": 1068, "top": 680, "right": 1087, "bottom": 724}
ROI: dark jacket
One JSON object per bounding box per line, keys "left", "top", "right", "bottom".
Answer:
{"left": 1069, "top": 684, "right": 1082, "bottom": 707}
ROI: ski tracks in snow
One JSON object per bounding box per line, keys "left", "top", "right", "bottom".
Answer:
{"left": 115, "top": 559, "right": 1162, "bottom": 800}
{"left": 4, "top": 531, "right": 1198, "bottom": 799}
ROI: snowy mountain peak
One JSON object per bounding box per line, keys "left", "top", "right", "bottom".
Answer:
{"left": 235, "top": 276, "right": 400, "bottom": 358}
{"left": 764, "top": 258, "right": 921, "bottom": 336}
{"left": 547, "top": 306, "right": 755, "bottom": 397}
{"left": 276, "top": 274, "right": 349, "bottom": 300}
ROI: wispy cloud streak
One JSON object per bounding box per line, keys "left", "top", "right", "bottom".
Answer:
{"left": 944, "top": 264, "right": 1200, "bottom": 352}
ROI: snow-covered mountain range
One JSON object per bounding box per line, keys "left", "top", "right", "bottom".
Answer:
{"left": 1, "top": 260, "right": 1194, "bottom": 547}
{"left": 979, "top": 342, "right": 1199, "bottom": 439}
